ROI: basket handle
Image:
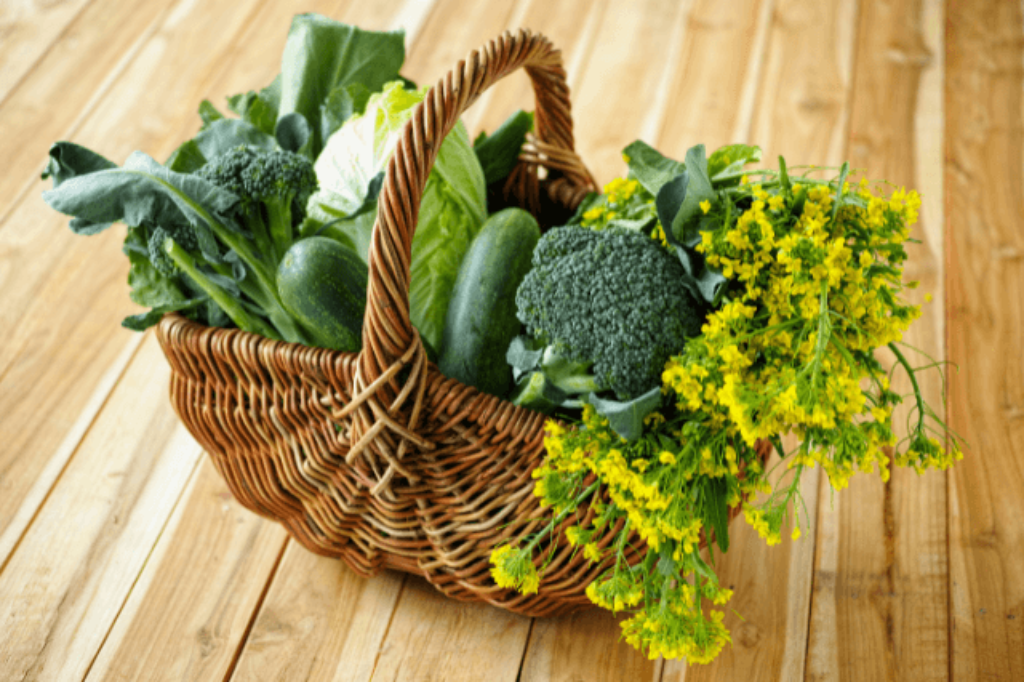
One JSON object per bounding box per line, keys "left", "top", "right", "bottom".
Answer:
{"left": 358, "top": 29, "right": 595, "bottom": 388}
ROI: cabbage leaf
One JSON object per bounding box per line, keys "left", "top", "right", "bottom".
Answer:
{"left": 308, "top": 81, "right": 487, "bottom": 350}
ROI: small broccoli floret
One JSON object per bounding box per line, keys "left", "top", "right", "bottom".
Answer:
{"left": 148, "top": 228, "right": 278, "bottom": 339}
{"left": 515, "top": 226, "right": 704, "bottom": 401}
{"left": 196, "top": 146, "right": 317, "bottom": 261}
{"left": 148, "top": 227, "right": 177, "bottom": 277}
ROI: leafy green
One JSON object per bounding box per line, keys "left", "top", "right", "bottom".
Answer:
{"left": 320, "top": 82, "right": 372, "bottom": 143}
{"left": 654, "top": 145, "right": 727, "bottom": 307}
{"left": 623, "top": 140, "right": 685, "bottom": 196}
{"left": 192, "top": 119, "right": 278, "bottom": 159}
{"left": 42, "top": 151, "right": 238, "bottom": 236}
{"left": 308, "top": 81, "right": 487, "bottom": 350}
{"left": 41, "top": 142, "right": 117, "bottom": 187}
{"left": 585, "top": 387, "right": 663, "bottom": 442}
{"left": 668, "top": 145, "right": 714, "bottom": 245}
{"left": 702, "top": 477, "right": 730, "bottom": 553}
{"left": 226, "top": 86, "right": 279, "bottom": 136}
{"left": 198, "top": 100, "right": 225, "bottom": 128}
{"left": 165, "top": 140, "right": 208, "bottom": 173}
{"left": 473, "top": 110, "right": 533, "bottom": 185}
{"left": 277, "top": 14, "right": 405, "bottom": 159}
{"left": 708, "top": 143, "right": 761, "bottom": 181}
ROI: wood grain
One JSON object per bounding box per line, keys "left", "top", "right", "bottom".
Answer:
{"left": 947, "top": 0, "right": 1024, "bottom": 678}
{"left": 0, "top": 338, "right": 204, "bottom": 682}
{"left": 662, "top": 0, "right": 857, "bottom": 678}
{"left": 461, "top": 0, "right": 608, "bottom": 137}
{"left": 520, "top": 610, "right": 657, "bottom": 682}
{"left": 228, "top": 543, "right": 404, "bottom": 682}
{"left": 0, "top": 0, "right": 274, "bottom": 571}
{"left": 0, "top": 1, "right": 1016, "bottom": 678}
{"left": 652, "top": 0, "right": 774, "bottom": 158}
{"left": 804, "top": 0, "right": 949, "bottom": 679}
{"left": 0, "top": 0, "right": 93, "bottom": 106}
{"left": 83, "top": 459, "right": 289, "bottom": 682}
{"left": 369, "top": 577, "right": 532, "bottom": 682}
{"left": 569, "top": 0, "right": 696, "bottom": 182}
{"left": 0, "top": 0, "right": 178, "bottom": 223}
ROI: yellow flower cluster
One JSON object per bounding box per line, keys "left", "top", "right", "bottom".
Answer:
{"left": 489, "top": 157, "right": 964, "bottom": 666}
{"left": 489, "top": 544, "right": 540, "bottom": 595}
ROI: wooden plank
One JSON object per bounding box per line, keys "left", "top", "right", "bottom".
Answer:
{"left": 0, "top": 0, "right": 93, "bottom": 106}
{"left": 0, "top": 0, "right": 178, "bottom": 223}
{"left": 83, "top": 459, "right": 289, "bottom": 682}
{"left": 458, "top": 0, "right": 608, "bottom": 136}
{"left": 0, "top": 333, "right": 144, "bottom": 566}
{"left": 804, "top": 0, "right": 948, "bottom": 679}
{"left": 0, "top": 0, "right": 275, "bottom": 570}
{"left": 369, "top": 577, "right": 532, "bottom": 682}
{"left": 227, "top": 544, "right": 404, "bottom": 682}
{"left": 662, "top": 0, "right": 858, "bottom": 678}
{"left": 0, "top": 337, "right": 206, "bottom": 682}
{"left": 401, "top": 0, "right": 518, "bottom": 90}
{"left": 946, "top": 0, "right": 1024, "bottom": 678}
{"left": 568, "top": 0, "right": 697, "bottom": 183}
{"left": 653, "top": 0, "right": 775, "bottom": 157}
{"left": 520, "top": 610, "right": 657, "bottom": 682}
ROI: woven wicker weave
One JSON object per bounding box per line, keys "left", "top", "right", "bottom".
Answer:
{"left": 156, "top": 29, "right": 769, "bottom": 617}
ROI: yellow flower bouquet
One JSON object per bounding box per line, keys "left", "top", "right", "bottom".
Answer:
{"left": 490, "top": 141, "right": 963, "bottom": 664}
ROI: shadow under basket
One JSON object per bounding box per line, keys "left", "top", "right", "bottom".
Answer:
{"left": 155, "top": 28, "right": 770, "bottom": 619}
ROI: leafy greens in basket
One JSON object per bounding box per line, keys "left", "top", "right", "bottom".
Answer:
{"left": 306, "top": 81, "right": 489, "bottom": 351}
{"left": 41, "top": 14, "right": 532, "bottom": 355}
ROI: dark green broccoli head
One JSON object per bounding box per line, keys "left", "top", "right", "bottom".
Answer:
{"left": 516, "top": 226, "right": 705, "bottom": 400}
{"left": 196, "top": 145, "right": 317, "bottom": 217}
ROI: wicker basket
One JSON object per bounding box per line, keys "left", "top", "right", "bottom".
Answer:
{"left": 156, "top": 29, "right": 769, "bottom": 618}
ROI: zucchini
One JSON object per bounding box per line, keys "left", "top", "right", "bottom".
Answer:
{"left": 439, "top": 208, "right": 540, "bottom": 397}
{"left": 277, "top": 236, "right": 367, "bottom": 352}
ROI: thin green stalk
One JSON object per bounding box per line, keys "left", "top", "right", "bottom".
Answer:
{"left": 166, "top": 239, "right": 278, "bottom": 339}
{"left": 889, "top": 342, "right": 926, "bottom": 435}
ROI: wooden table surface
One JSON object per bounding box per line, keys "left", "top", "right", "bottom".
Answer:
{"left": 1, "top": 0, "right": 1021, "bottom": 680}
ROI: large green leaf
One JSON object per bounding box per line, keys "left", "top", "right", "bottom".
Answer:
{"left": 669, "top": 145, "right": 714, "bottom": 245}
{"left": 277, "top": 14, "right": 405, "bottom": 158}
{"left": 473, "top": 110, "right": 534, "bottom": 186}
{"left": 192, "top": 119, "right": 278, "bottom": 160}
{"left": 585, "top": 387, "right": 663, "bottom": 442}
{"left": 164, "top": 140, "right": 207, "bottom": 173}
{"left": 42, "top": 151, "right": 239, "bottom": 249}
{"left": 41, "top": 142, "right": 117, "bottom": 188}
{"left": 708, "top": 143, "right": 762, "bottom": 181}
{"left": 623, "top": 140, "right": 685, "bottom": 196}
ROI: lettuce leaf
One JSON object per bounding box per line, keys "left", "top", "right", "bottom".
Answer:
{"left": 308, "top": 81, "right": 487, "bottom": 350}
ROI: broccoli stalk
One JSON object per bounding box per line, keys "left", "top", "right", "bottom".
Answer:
{"left": 160, "top": 234, "right": 278, "bottom": 339}
{"left": 510, "top": 347, "right": 600, "bottom": 412}
{"left": 192, "top": 145, "right": 320, "bottom": 344}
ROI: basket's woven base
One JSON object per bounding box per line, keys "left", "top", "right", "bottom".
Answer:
{"left": 159, "top": 316, "right": 636, "bottom": 616}
{"left": 158, "top": 314, "right": 770, "bottom": 617}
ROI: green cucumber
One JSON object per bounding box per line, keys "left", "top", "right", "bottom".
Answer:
{"left": 277, "top": 236, "right": 367, "bottom": 352}
{"left": 439, "top": 208, "right": 540, "bottom": 397}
